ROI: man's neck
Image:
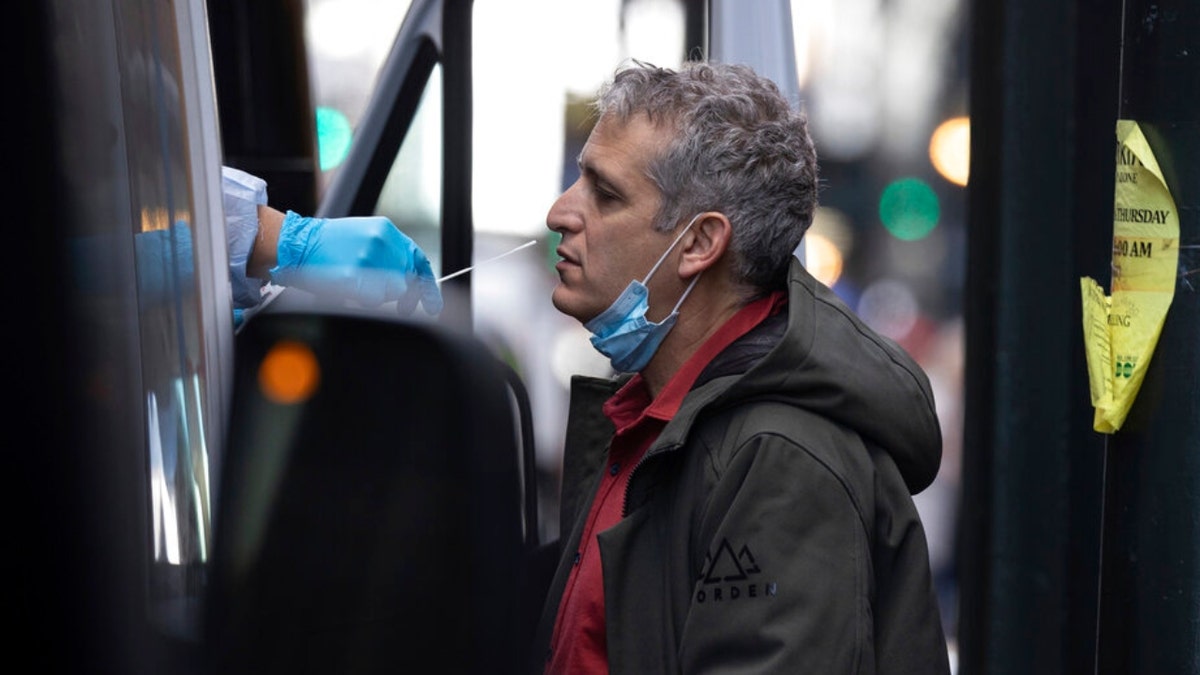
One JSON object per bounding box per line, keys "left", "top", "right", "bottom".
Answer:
{"left": 640, "top": 293, "right": 742, "bottom": 398}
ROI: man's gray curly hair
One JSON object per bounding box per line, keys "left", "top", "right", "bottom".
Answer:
{"left": 593, "top": 60, "right": 820, "bottom": 292}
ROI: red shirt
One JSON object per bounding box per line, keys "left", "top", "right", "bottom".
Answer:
{"left": 545, "top": 291, "right": 786, "bottom": 674}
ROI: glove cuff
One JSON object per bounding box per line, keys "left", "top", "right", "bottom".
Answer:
{"left": 269, "top": 210, "right": 320, "bottom": 284}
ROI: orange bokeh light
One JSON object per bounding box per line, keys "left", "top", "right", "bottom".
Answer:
{"left": 258, "top": 340, "right": 321, "bottom": 404}
{"left": 804, "top": 232, "right": 845, "bottom": 288}
{"left": 930, "top": 116, "right": 970, "bottom": 187}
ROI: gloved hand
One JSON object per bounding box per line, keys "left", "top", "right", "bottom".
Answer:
{"left": 270, "top": 211, "right": 443, "bottom": 315}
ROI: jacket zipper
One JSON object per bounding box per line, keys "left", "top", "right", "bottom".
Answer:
{"left": 621, "top": 441, "right": 681, "bottom": 517}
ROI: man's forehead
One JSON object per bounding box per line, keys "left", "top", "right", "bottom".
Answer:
{"left": 579, "top": 113, "right": 669, "bottom": 170}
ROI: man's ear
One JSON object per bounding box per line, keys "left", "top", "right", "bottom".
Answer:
{"left": 678, "top": 212, "right": 732, "bottom": 277}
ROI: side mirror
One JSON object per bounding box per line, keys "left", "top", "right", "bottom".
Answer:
{"left": 206, "top": 306, "right": 525, "bottom": 674}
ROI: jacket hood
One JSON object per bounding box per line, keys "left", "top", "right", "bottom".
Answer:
{"left": 675, "top": 256, "right": 943, "bottom": 494}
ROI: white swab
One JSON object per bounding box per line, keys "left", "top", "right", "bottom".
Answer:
{"left": 437, "top": 239, "right": 539, "bottom": 282}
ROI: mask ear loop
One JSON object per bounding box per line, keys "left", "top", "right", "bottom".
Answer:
{"left": 641, "top": 213, "right": 705, "bottom": 284}
{"left": 671, "top": 271, "right": 703, "bottom": 312}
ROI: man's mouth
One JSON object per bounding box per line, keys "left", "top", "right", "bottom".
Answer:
{"left": 555, "top": 248, "right": 580, "bottom": 266}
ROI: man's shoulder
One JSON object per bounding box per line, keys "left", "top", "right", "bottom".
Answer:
{"left": 690, "top": 399, "right": 876, "bottom": 481}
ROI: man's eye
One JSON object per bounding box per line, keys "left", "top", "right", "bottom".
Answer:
{"left": 595, "top": 186, "right": 618, "bottom": 202}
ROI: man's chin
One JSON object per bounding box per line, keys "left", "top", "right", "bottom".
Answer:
{"left": 550, "top": 287, "right": 589, "bottom": 323}
{"left": 549, "top": 286, "right": 570, "bottom": 314}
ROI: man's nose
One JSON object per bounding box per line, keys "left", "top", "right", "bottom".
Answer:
{"left": 546, "top": 181, "right": 582, "bottom": 234}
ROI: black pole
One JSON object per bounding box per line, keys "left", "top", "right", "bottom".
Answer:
{"left": 207, "top": 0, "right": 319, "bottom": 213}
{"left": 958, "top": 0, "right": 1120, "bottom": 672}
{"left": 1096, "top": 1, "right": 1200, "bottom": 672}
{"left": 440, "top": 0, "right": 474, "bottom": 332}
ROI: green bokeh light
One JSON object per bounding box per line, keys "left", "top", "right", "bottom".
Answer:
{"left": 878, "top": 177, "right": 940, "bottom": 241}
{"left": 315, "top": 106, "right": 352, "bottom": 171}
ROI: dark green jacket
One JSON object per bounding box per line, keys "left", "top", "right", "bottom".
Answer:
{"left": 532, "top": 257, "right": 950, "bottom": 674}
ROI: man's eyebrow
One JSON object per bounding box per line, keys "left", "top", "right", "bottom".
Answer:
{"left": 575, "top": 153, "right": 594, "bottom": 176}
{"left": 577, "top": 154, "right": 620, "bottom": 192}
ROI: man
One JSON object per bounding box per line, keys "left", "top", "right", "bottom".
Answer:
{"left": 532, "top": 60, "right": 949, "bottom": 674}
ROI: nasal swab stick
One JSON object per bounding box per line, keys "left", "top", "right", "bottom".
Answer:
{"left": 437, "top": 239, "right": 538, "bottom": 282}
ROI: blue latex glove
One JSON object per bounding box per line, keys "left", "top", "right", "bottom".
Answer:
{"left": 270, "top": 211, "right": 443, "bottom": 315}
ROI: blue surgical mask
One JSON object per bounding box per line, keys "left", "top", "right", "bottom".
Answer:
{"left": 584, "top": 214, "right": 703, "bottom": 373}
